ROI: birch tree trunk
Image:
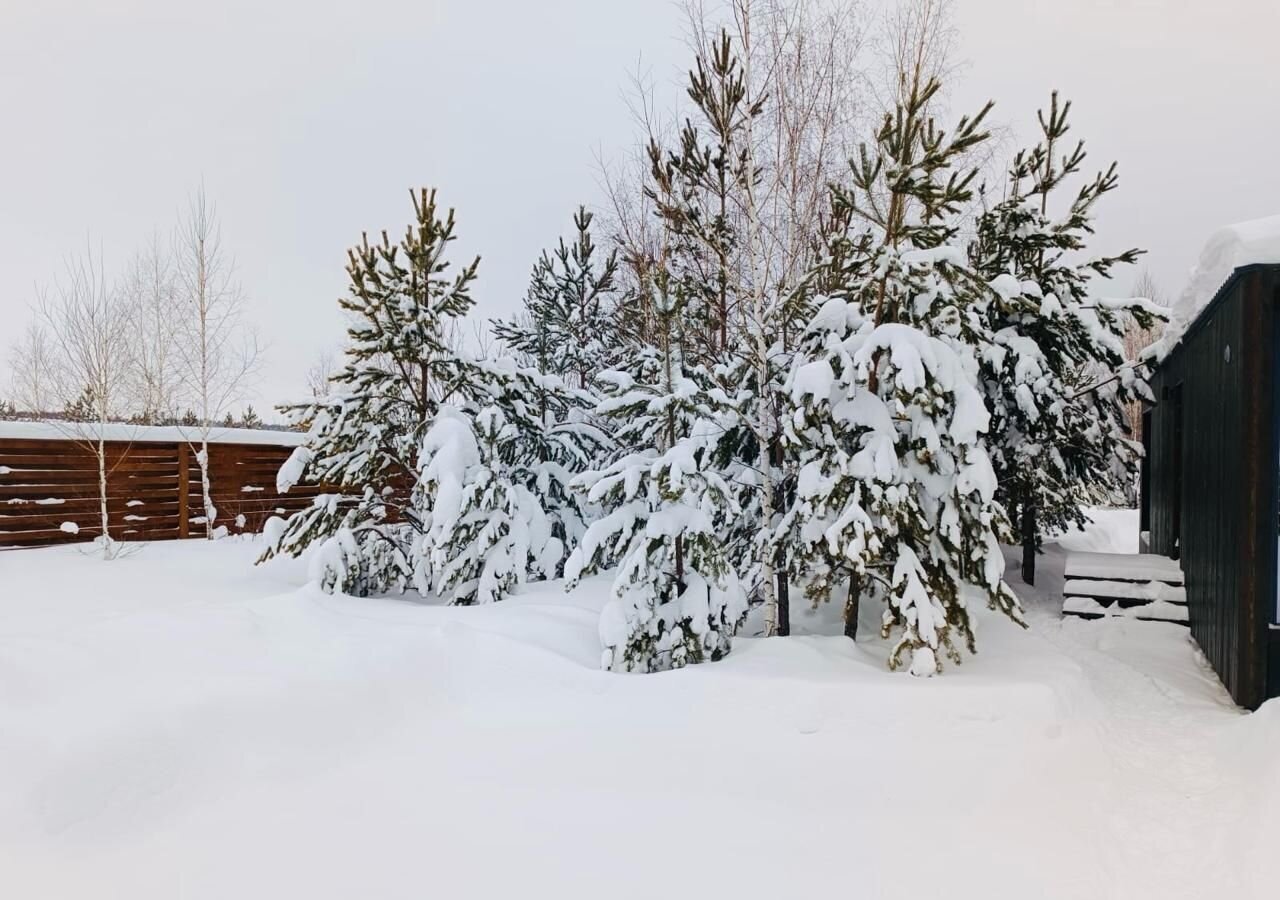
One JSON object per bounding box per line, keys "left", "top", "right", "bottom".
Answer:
{"left": 97, "top": 430, "right": 110, "bottom": 557}
{"left": 199, "top": 439, "right": 216, "bottom": 538}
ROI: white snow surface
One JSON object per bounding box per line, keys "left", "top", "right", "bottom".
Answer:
{"left": 1064, "top": 578, "right": 1186, "bottom": 603}
{"left": 1161, "top": 213, "right": 1280, "bottom": 353}
{"left": 1, "top": 510, "right": 1278, "bottom": 899}
{"left": 1064, "top": 550, "right": 1184, "bottom": 584}
{"left": 0, "top": 420, "right": 307, "bottom": 446}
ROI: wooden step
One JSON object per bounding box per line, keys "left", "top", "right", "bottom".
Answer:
{"left": 1063, "top": 551, "right": 1183, "bottom": 586}
{"left": 1063, "top": 578, "right": 1186, "bottom": 607}
{"left": 1061, "top": 551, "right": 1187, "bottom": 626}
{"left": 1063, "top": 595, "right": 1188, "bottom": 624}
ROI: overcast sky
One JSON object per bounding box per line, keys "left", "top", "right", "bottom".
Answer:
{"left": 2, "top": 0, "right": 1277, "bottom": 415}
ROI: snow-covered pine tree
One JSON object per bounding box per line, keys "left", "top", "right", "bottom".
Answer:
{"left": 259, "top": 188, "right": 481, "bottom": 596}
{"left": 564, "top": 266, "right": 747, "bottom": 672}
{"left": 784, "top": 77, "right": 1021, "bottom": 675}
{"left": 491, "top": 210, "right": 623, "bottom": 569}
{"left": 646, "top": 29, "right": 761, "bottom": 366}
{"left": 968, "top": 92, "right": 1164, "bottom": 584}
{"left": 642, "top": 27, "right": 806, "bottom": 637}
{"left": 450, "top": 357, "right": 607, "bottom": 588}
{"left": 492, "top": 207, "right": 623, "bottom": 390}
{"left": 416, "top": 390, "right": 566, "bottom": 606}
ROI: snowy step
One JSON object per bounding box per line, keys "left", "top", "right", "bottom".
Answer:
{"left": 1061, "top": 551, "right": 1188, "bottom": 626}
{"left": 1063, "top": 551, "right": 1183, "bottom": 586}
{"left": 1062, "top": 596, "right": 1189, "bottom": 624}
{"left": 1063, "top": 578, "right": 1187, "bottom": 607}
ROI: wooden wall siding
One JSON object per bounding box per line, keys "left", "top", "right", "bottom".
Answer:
{"left": 0, "top": 438, "right": 321, "bottom": 549}
{"left": 1145, "top": 265, "right": 1279, "bottom": 709}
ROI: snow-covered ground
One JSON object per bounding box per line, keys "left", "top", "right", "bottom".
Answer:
{"left": 2, "top": 510, "right": 1277, "bottom": 899}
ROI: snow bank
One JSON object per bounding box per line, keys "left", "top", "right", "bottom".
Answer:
{"left": 0, "top": 420, "right": 307, "bottom": 446}
{"left": 1228, "top": 700, "right": 1280, "bottom": 890}
{"left": 0, "top": 512, "right": 1275, "bottom": 899}
{"left": 1160, "top": 213, "right": 1280, "bottom": 354}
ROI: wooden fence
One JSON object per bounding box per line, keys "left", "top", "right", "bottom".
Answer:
{"left": 0, "top": 426, "right": 320, "bottom": 549}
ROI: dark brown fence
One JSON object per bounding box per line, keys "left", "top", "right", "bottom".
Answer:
{"left": 0, "top": 431, "right": 321, "bottom": 549}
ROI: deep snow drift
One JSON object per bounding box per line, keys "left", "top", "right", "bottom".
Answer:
{"left": 1, "top": 511, "right": 1278, "bottom": 899}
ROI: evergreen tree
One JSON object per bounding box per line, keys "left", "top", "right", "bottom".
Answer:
{"left": 562, "top": 27, "right": 774, "bottom": 665}
{"left": 417, "top": 402, "right": 561, "bottom": 605}
{"left": 646, "top": 29, "right": 760, "bottom": 367}
{"left": 492, "top": 210, "right": 621, "bottom": 567}
{"left": 420, "top": 356, "right": 607, "bottom": 596}
{"left": 493, "top": 207, "right": 623, "bottom": 390}
{"left": 63, "top": 385, "right": 97, "bottom": 423}
{"left": 260, "top": 188, "right": 481, "bottom": 596}
{"left": 239, "top": 404, "right": 262, "bottom": 428}
{"left": 968, "top": 93, "right": 1163, "bottom": 584}
{"left": 565, "top": 268, "right": 747, "bottom": 672}
{"left": 644, "top": 28, "right": 805, "bottom": 637}
{"left": 784, "top": 78, "right": 1021, "bottom": 674}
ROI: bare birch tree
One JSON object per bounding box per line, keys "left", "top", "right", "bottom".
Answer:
{"left": 121, "top": 235, "right": 181, "bottom": 423}
{"left": 173, "top": 186, "right": 260, "bottom": 538}
{"left": 595, "top": 60, "right": 673, "bottom": 346}
{"left": 29, "top": 249, "right": 136, "bottom": 558}
{"left": 1125, "top": 269, "right": 1165, "bottom": 439}
{"left": 873, "top": 0, "right": 960, "bottom": 115}
{"left": 306, "top": 349, "right": 338, "bottom": 400}
{"left": 8, "top": 321, "right": 58, "bottom": 416}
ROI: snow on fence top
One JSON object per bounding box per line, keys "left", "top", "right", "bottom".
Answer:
{"left": 0, "top": 420, "right": 308, "bottom": 447}
{"left": 1160, "top": 213, "right": 1280, "bottom": 355}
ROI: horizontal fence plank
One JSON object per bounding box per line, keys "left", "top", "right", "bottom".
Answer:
{"left": 0, "top": 456, "right": 179, "bottom": 469}
{"left": 0, "top": 472, "right": 178, "bottom": 488}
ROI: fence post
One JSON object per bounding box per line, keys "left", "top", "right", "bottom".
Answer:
{"left": 177, "top": 442, "right": 189, "bottom": 539}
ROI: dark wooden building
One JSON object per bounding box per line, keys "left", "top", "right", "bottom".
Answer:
{"left": 1142, "top": 263, "right": 1280, "bottom": 708}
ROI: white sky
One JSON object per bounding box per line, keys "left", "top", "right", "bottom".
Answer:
{"left": 2, "top": 0, "right": 1277, "bottom": 415}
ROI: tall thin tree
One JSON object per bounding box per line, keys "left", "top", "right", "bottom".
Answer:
{"left": 30, "top": 249, "right": 136, "bottom": 558}
{"left": 174, "top": 186, "right": 260, "bottom": 538}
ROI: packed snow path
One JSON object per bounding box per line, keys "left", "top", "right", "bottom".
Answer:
{"left": 1010, "top": 537, "right": 1246, "bottom": 897}
{"left": 1, "top": 510, "right": 1277, "bottom": 899}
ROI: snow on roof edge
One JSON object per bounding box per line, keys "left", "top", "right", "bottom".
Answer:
{"left": 0, "top": 420, "right": 308, "bottom": 446}
{"left": 1154, "top": 213, "right": 1280, "bottom": 361}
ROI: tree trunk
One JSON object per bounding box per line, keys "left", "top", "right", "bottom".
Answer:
{"left": 775, "top": 559, "right": 790, "bottom": 637}
{"left": 97, "top": 434, "right": 110, "bottom": 557}
{"left": 674, "top": 534, "right": 685, "bottom": 590}
{"left": 199, "top": 438, "right": 216, "bottom": 539}
{"left": 758, "top": 449, "right": 778, "bottom": 637}
{"left": 844, "top": 573, "right": 860, "bottom": 640}
{"left": 1020, "top": 501, "right": 1036, "bottom": 586}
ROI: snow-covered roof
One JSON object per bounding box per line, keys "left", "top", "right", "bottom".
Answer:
{"left": 0, "top": 420, "right": 307, "bottom": 446}
{"left": 1159, "top": 214, "right": 1280, "bottom": 355}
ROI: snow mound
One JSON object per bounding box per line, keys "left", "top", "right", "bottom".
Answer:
{"left": 1161, "top": 213, "right": 1280, "bottom": 354}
